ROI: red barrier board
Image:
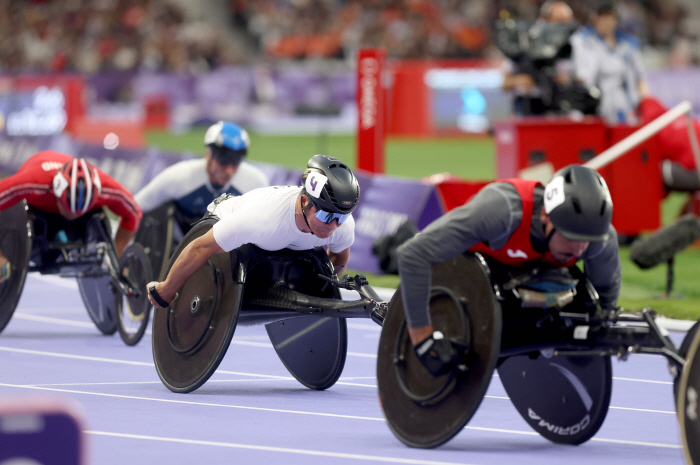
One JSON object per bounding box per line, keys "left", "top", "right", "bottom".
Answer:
{"left": 356, "top": 48, "right": 386, "bottom": 173}
{"left": 424, "top": 173, "right": 489, "bottom": 212}
{"left": 494, "top": 116, "right": 607, "bottom": 179}
{"left": 604, "top": 125, "right": 663, "bottom": 236}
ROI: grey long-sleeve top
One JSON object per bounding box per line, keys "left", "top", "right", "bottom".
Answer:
{"left": 396, "top": 182, "right": 621, "bottom": 328}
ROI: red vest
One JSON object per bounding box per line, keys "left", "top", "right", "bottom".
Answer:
{"left": 469, "top": 179, "right": 576, "bottom": 268}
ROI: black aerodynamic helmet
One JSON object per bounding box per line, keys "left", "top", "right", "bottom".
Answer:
{"left": 301, "top": 154, "right": 360, "bottom": 214}
{"left": 543, "top": 165, "right": 613, "bottom": 242}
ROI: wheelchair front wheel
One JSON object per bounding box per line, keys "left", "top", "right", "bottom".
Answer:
{"left": 117, "top": 243, "right": 153, "bottom": 346}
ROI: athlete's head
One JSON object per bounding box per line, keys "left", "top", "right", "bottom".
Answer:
{"left": 540, "top": 165, "right": 613, "bottom": 263}
{"left": 53, "top": 158, "right": 102, "bottom": 219}
{"left": 204, "top": 121, "right": 250, "bottom": 188}
{"left": 300, "top": 155, "right": 360, "bottom": 238}
{"left": 592, "top": 2, "right": 618, "bottom": 37}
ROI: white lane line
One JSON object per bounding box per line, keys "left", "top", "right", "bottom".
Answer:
{"left": 84, "top": 431, "right": 474, "bottom": 465}
{"left": 12, "top": 314, "right": 96, "bottom": 328}
{"left": 9, "top": 314, "right": 679, "bottom": 372}
{"left": 609, "top": 406, "right": 675, "bottom": 414}
{"left": 464, "top": 426, "right": 680, "bottom": 449}
{"left": 0, "top": 383, "right": 386, "bottom": 421}
{"left": 0, "top": 383, "right": 682, "bottom": 449}
{"left": 0, "top": 346, "right": 678, "bottom": 413}
{"left": 348, "top": 352, "right": 376, "bottom": 358}
{"left": 26, "top": 376, "right": 378, "bottom": 388}
{"left": 23, "top": 378, "right": 296, "bottom": 387}
{"left": 589, "top": 437, "right": 680, "bottom": 448}
{"left": 0, "top": 346, "right": 153, "bottom": 367}
{"left": 612, "top": 376, "right": 672, "bottom": 385}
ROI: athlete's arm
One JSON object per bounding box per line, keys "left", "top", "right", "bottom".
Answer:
{"left": 149, "top": 229, "right": 224, "bottom": 307}
{"left": 96, "top": 171, "right": 143, "bottom": 233}
{"left": 328, "top": 247, "right": 350, "bottom": 278}
{"left": 582, "top": 224, "right": 622, "bottom": 311}
{"left": 114, "top": 226, "right": 136, "bottom": 257}
{"left": 397, "top": 183, "right": 521, "bottom": 338}
{"left": 134, "top": 163, "right": 186, "bottom": 213}
{"left": 0, "top": 170, "right": 50, "bottom": 211}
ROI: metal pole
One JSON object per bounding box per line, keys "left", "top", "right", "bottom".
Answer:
{"left": 585, "top": 100, "right": 692, "bottom": 170}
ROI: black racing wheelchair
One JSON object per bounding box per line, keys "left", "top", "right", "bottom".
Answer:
{"left": 0, "top": 201, "right": 152, "bottom": 345}
{"left": 377, "top": 252, "right": 697, "bottom": 451}
{"left": 151, "top": 216, "right": 386, "bottom": 393}
{"left": 134, "top": 201, "right": 200, "bottom": 283}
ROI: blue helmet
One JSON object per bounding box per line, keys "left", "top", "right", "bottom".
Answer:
{"left": 204, "top": 121, "right": 250, "bottom": 166}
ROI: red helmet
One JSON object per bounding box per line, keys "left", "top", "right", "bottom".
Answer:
{"left": 52, "top": 158, "right": 101, "bottom": 214}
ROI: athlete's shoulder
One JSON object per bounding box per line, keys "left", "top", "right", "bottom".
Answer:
{"left": 20, "top": 151, "right": 71, "bottom": 172}
{"left": 161, "top": 158, "right": 206, "bottom": 180}
{"left": 230, "top": 162, "right": 271, "bottom": 192}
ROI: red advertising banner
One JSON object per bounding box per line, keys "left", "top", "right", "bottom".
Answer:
{"left": 356, "top": 48, "right": 386, "bottom": 173}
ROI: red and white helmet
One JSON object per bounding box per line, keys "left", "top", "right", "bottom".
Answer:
{"left": 52, "top": 158, "right": 102, "bottom": 214}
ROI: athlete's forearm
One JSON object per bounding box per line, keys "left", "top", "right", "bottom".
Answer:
{"left": 158, "top": 230, "right": 224, "bottom": 302}
{"left": 328, "top": 248, "right": 350, "bottom": 278}
{"left": 114, "top": 226, "right": 136, "bottom": 257}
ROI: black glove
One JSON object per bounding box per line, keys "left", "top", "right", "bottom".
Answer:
{"left": 413, "top": 331, "right": 459, "bottom": 377}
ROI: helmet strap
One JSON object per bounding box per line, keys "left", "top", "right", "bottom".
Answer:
{"left": 300, "top": 194, "right": 315, "bottom": 236}
{"left": 545, "top": 227, "right": 557, "bottom": 246}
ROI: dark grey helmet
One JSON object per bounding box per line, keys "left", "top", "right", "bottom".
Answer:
{"left": 544, "top": 165, "right": 612, "bottom": 241}
{"left": 302, "top": 154, "right": 360, "bottom": 214}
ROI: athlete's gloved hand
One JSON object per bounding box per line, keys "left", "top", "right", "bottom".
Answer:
{"left": 413, "top": 331, "right": 459, "bottom": 377}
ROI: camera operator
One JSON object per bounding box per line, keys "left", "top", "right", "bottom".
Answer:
{"left": 500, "top": 1, "right": 579, "bottom": 116}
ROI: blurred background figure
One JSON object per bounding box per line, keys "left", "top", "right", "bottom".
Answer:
{"left": 500, "top": 1, "right": 576, "bottom": 116}
{"left": 570, "top": 2, "right": 650, "bottom": 124}
{"left": 495, "top": 0, "right": 602, "bottom": 117}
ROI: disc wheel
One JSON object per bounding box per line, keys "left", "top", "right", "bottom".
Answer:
{"left": 117, "top": 243, "right": 153, "bottom": 346}
{"left": 152, "top": 218, "right": 242, "bottom": 393}
{"left": 0, "top": 202, "right": 32, "bottom": 334}
{"left": 675, "top": 319, "right": 700, "bottom": 410}
{"left": 76, "top": 214, "right": 119, "bottom": 335}
{"left": 377, "top": 253, "right": 502, "bottom": 448}
{"left": 134, "top": 202, "right": 175, "bottom": 281}
{"left": 678, "top": 324, "right": 700, "bottom": 465}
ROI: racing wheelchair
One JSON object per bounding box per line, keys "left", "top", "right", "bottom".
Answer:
{"left": 377, "top": 252, "right": 696, "bottom": 450}
{"left": 134, "top": 201, "right": 200, "bottom": 283}
{"left": 151, "top": 216, "right": 386, "bottom": 393}
{"left": 0, "top": 201, "right": 152, "bottom": 345}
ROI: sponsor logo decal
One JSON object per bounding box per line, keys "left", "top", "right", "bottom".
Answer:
{"left": 506, "top": 248, "right": 528, "bottom": 259}
{"left": 528, "top": 408, "right": 590, "bottom": 436}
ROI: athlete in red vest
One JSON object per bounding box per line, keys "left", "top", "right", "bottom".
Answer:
{"left": 396, "top": 165, "right": 619, "bottom": 376}
{"left": 0, "top": 150, "right": 142, "bottom": 282}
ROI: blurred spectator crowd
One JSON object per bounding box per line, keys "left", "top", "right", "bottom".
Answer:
{"left": 237, "top": 0, "right": 699, "bottom": 66}
{"left": 0, "top": 0, "right": 236, "bottom": 73}
{"left": 0, "top": 0, "right": 698, "bottom": 73}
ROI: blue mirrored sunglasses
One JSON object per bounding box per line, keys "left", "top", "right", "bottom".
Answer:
{"left": 313, "top": 204, "right": 350, "bottom": 224}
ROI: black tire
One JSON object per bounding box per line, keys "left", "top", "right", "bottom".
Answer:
{"left": 152, "top": 218, "right": 242, "bottom": 393}
{"left": 76, "top": 213, "right": 119, "bottom": 335}
{"left": 134, "top": 202, "right": 175, "bottom": 281}
{"left": 0, "top": 202, "right": 32, "bottom": 334}
{"left": 117, "top": 243, "right": 153, "bottom": 346}
{"left": 675, "top": 319, "right": 700, "bottom": 410}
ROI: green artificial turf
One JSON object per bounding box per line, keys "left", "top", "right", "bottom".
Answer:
{"left": 147, "top": 129, "right": 700, "bottom": 321}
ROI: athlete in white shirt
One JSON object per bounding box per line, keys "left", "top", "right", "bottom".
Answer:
{"left": 147, "top": 155, "right": 360, "bottom": 308}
